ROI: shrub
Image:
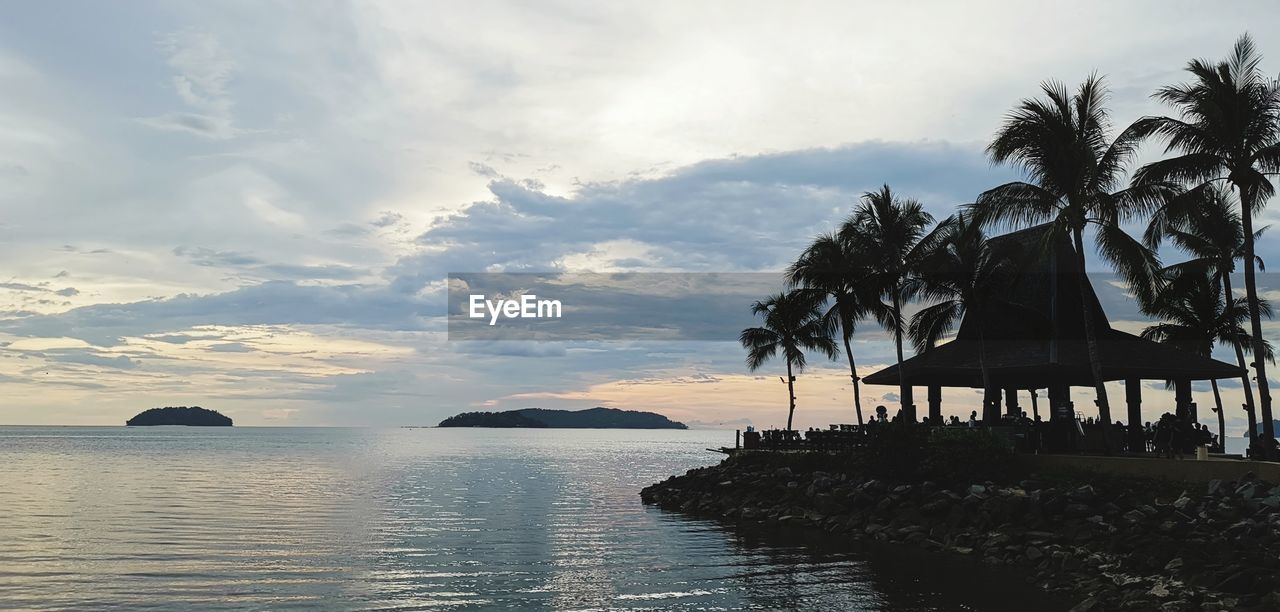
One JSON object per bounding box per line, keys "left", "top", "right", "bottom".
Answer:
{"left": 859, "top": 424, "right": 1016, "bottom": 483}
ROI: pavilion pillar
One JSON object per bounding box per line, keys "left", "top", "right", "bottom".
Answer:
{"left": 1046, "top": 385, "right": 1074, "bottom": 452}
{"left": 982, "top": 387, "right": 1001, "bottom": 424}
{"left": 1175, "top": 379, "right": 1195, "bottom": 423}
{"left": 928, "top": 385, "right": 942, "bottom": 425}
{"left": 1048, "top": 385, "right": 1071, "bottom": 420}
{"left": 1004, "top": 388, "right": 1020, "bottom": 417}
{"left": 1125, "top": 378, "right": 1143, "bottom": 453}
{"left": 1030, "top": 390, "right": 1040, "bottom": 421}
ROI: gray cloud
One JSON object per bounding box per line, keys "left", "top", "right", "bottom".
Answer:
{"left": 1, "top": 281, "right": 430, "bottom": 345}
{"left": 0, "top": 282, "right": 47, "bottom": 292}
{"left": 42, "top": 350, "right": 140, "bottom": 370}
{"left": 138, "top": 112, "right": 237, "bottom": 139}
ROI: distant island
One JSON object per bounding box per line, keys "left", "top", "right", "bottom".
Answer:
{"left": 126, "top": 406, "right": 233, "bottom": 426}
{"left": 1243, "top": 420, "right": 1280, "bottom": 437}
{"left": 438, "top": 407, "right": 687, "bottom": 429}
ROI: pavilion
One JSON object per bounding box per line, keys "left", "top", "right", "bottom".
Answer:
{"left": 862, "top": 224, "right": 1243, "bottom": 451}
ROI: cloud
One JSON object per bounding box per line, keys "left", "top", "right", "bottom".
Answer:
{"left": 207, "top": 342, "right": 253, "bottom": 352}
{"left": 44, "top": 350, "right": 140, "bottom": 370}
{"left": 173, "top": 246, "right": 263, "bottom": 267}
{"left": 452, "top": 341, "right": 568, "bottom": 358}
{"left": 0, "top": 282, "right": 46, "bottom": 292}
{"left": 172, "top": 246, "right": 369, "bottom": 281}
{"left": 1, "top": 281, "right": 431, "bottom": 346}
{"left": 141, "top": 29, "right": 239, "bottom": 139}
{"left": 3, "top": 142, "right": 1005, "bottom": 350}
{"left": 138, "top": 112, "right": 237, "bottom": 139}
{"left": 394, "top": 141, "right": 1010, "bottom": 293}
{"left": 5, "top": 2, "right": 1280, "bottom": 426}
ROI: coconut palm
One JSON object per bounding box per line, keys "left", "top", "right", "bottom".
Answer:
{"left": 787, "top": 233, "right": 886, "bottom": 426}
{"left": 841, "top": 185, "right": 939, "bottom": 422}
{"left": 972, "top": 75, "right": 1169, "bottom": 450}
{"left": 908, "top": 213, "right": 1021, "bottom": 422}
{"left": 740, "top": 291, "right": 838, "bottom": 430}
{"left": 1140, "top": 271, "right": 1272, "bottom": 451}
{"left": 1133, "top": 34, "right": 1280, "bottom": 441}
{"left": 1146, "top": 185, "right": 1267, "bottom": 446}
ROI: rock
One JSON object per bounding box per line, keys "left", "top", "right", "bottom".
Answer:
{"left": 640, "top": 454, "right": 1280, "bottom": 610}
{"left": 1065, "top": 503, "right": 1092, "bottom": 517}
{"left": 1068, "top": 596, "right": 1102, "bottom": 612}
{"left": 1071, "top": 485, "right": 1097, "bottom": 500}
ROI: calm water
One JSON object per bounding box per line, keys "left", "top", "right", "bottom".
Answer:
{"left": 0, "top": 427, "right": 1060, "bottom": 611}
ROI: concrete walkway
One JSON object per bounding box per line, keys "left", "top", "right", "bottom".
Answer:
{"left": 1020, "top": 453, "right": 1280, "bottom": 483}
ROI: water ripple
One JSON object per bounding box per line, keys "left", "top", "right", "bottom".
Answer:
{"left": 0, "top": 427, "right": 1061, "bottom": 610}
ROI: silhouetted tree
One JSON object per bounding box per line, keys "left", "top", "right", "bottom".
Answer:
{"left": 1141, "top": 271, "right": 1272, "bottom": 451}
{"left": 842, "top": 185, "right": 939, "bottom": 422}
{"left": 740, "top": 291, "right": 838, "bottom": 430}
{"left": 788, "top": 232, "right": 887, "bottom": 426}
{"left": 1146, "top": 185, "right": 1267, "bottom": 446}
{"left": 973, "top": 75, "right": 1169, "bottom": 451}
{"left": 909, "top": 213, "right": 1021, "bottom": 422}
{"left": 1134, "top": 34, "right": 1280, "bottom": 442}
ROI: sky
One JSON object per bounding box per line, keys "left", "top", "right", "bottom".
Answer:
{"left": 3, "top": 1, "right": 1280, "bottom": 432}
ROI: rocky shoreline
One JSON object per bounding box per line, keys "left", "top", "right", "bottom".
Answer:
{"left": 641, "top": 452, "right": 1280, "bottom": 611}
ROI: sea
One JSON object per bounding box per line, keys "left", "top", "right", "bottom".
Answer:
{"left": 0, "top": 426, "right": 1063, "bottom": 611}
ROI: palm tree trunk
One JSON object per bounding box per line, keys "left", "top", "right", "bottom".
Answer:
{"left": 1073, "top": 230, "right": 1114, "bottom": 453}
{"left": 893, "top": 291, "right": 913, "bottom": 421}
{"left": 1221, "top": 272, "right": 1258, "bottom": 448}
{"left": 1211, "top": 378, "right": 1225, "bottom": 453}
{"left": 842, "top": 331, "right": 864, "bottom": 426}
{"left": 978, "top": 322, "right": 994, "bottom": 423}
{"left": 1239, "top": 185, "right": 1274, "bottom": 445}
{"left": 785, "top": 360, "right": 796, "bottom": 431}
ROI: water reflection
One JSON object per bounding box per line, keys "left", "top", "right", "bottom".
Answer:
{"left": 0, "top": 427, "right": 1061, "bottom": 610}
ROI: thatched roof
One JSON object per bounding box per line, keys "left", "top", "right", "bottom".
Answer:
{"left": 862, "top": 224, "right": 1243, "bottom": 389}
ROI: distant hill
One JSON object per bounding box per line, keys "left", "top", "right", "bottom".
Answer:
{"left": 1243, "top": 420, "right": 1280, "bottom": 437}
{"left": 438, "top": 407, "right": 687, "bottom": 429}
{"left": 126, "top": 406, "right": 233, "bottom": 426}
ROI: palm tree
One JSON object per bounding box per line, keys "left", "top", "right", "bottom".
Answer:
{"left": 908, "top": 213, "right": 1021, "bottom": 421}
{"left": 787, "top": 233, "right": 885, "bottom": 426}
{"left": 740, "top": 291, "right": 838, "bottom": 430}
{"left": 1146, "top": 185, "right": 1267, "bottom": 446}
{"left": 841, "top": 185, "right": 938, "bottom": 422}
{"left": 1140, "top": 271, "right": 1271, "bottom": 451}
{"left": 1133, "top": 34, "right": 1280, "bottom": 442}
{"left": 972, "top": 75, "right": 1168, "bottom": 449}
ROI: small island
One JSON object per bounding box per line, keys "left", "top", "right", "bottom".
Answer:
{"left": 126, "top": 406, "right": 233, "bottom": 426}
{"left": 438, "top": 407, "right": 686, "bottom": 429}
